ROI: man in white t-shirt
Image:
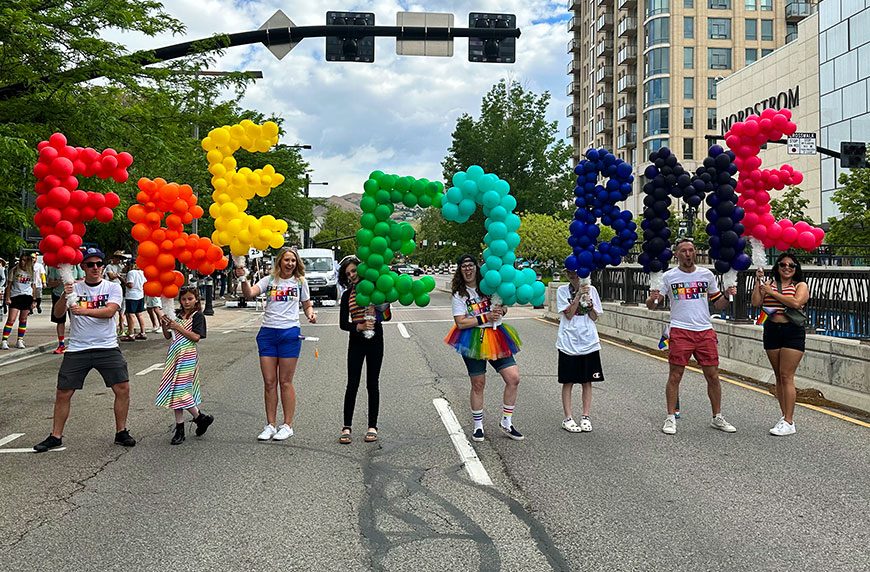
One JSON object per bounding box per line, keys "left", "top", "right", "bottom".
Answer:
{"left": 646, "top": 237, "right": 737, "bottom": 436}
{"left": 122, "top": 262, "right": 147, "bottom": 341}
{"left": 33, "top": 248, "right": 136, "bottom": 452}
{"left": 31, "top": 254, "right": 46, "bottom": 314}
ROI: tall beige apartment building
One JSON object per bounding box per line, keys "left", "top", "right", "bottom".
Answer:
{"left": 567, "top": 0, "right": 817, "bottom": 211}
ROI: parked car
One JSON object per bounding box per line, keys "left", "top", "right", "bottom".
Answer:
{"left": 392, "top": 264, "right": 422, "bottom": 276}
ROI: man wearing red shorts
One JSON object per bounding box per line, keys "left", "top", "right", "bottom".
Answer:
{"left": 647, "top": 238, "right": 737, "bottom": 435}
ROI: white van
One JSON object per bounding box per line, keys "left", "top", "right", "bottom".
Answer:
{"left": 299, "top": 248, "right": 338, "bottom": 304}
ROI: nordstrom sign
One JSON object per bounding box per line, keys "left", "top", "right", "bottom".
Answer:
{"left": 720, "top": 87, "right": 800, "bottom": 133}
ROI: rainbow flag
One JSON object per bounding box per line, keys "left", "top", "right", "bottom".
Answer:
{"left": 756, "top": 308, "right": 770, "bottom": 325}
{"left": 658, "top": 332, "right": 669, "bottom": 349}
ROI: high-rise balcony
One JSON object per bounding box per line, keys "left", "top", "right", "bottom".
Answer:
{"left": 618, "top": 17, "right": 638, "bottom": 37}
{"left": 786, "top": 31, "right": 799, "bottom": 43}
{"left": 596, "top": 92, "right": 614, "bottom": 108}
{"left": 617, "top": 43, "right": 637, "bottom": 64}
{"left": 568, "top": 16, "right": 579, "bottom": 32}
{"left": 596, "top": 38, "right": 614, "bottom": 58}
{"left": 596, "top": 66, "right": 614, "bottom": 83}
{"left": 786, "top": 1, "right": 816, "bottom": 20}
{"left": 617, "top": 73, "right": 637, "bottom": 92}
{"left": 598, "top": 0, "right": 614, "bottom": 6}
{"left": 567, "top": 81, "right": 580, "bottom": 96}
{"left": 596, "top": 117, "right": 613, "bottom": 134}
{"left": 567, "top": 59, "right": 578, "bottom": 74}
{"left": 617, "top": 130, "right": 637, "bottom": 148}
{"left": 566, "top": 103, "right": 576, "bottom": 117}
{"left": 567, "top": 124, "right": 577, "bottom": 138}
{"left": 567, "top": 38, "right": 580, "bottom": 53}
{"left": 596, "top": 13, "right": 614, "bottom": 32}
{"left": 618, "top": 0, "right": 637, "bottom": 9}
{"left": 568, "top": 0, "right": 580, "bottom": 10}
{"left": 617, "top": 102, "right": 637, "bottom": 120}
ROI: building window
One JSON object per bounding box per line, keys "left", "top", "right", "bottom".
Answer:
{"left": 645, "top": 138, "right": 670, "bottom": 157}
{"left": 645, "top": 108, "right": 670, "bottom": 136}
{"left": 684, "top": 0, "right": 693, "bottom": 7}
{"left": 645, "top": 17, "right": 671, "bottom": 47}
{"left": 760, "top": 0, "right": 772, "bottom": 10}
{"left": 644, "top": 77, "right": 670, "bottom": 106}
{"left": 761, "top": 48, "right": 773, "bottom": 56}
{"left": 708, "top": 48, "right": 732, "bottom": 69}
{"left": 746, "top": 19, "right": 757, "bottom": 41}
{"left": 684, "top": 47, "right": 694, "bottom": 69}
{"left": 708, "top": 77, "right": 718, "bottom": 99}
{"left": 707, "top": 108, "right": 717, "bottom": 130}
{"left": 646, "top": 0, "right": 670, "bottom": 18}
{"left": 761, "top": 19, "right": 773, "bottom": 41}
{"left": 684, "top": 77, "right": 695, "bottom": 99}
{"left": 745, "top": 0, "right": 756, "bottom": 9}
{"left": 684, "top": 138, "right": 694, "bottom": 160}
{"left": 684, "top": 107, "right": 694, "bottom": 129}
{"left": 684, "top": 17, "right": 694, "bottom": 39}
{"left": 745, "top": 48, "right": 758, "bottom": 64}
{"left": 708, "top": 0, "right": 730, "bottom": 9}
{"left": 708, "top": 18, "right": 731, "bottom": 39}
{"left": 645, "top": 47, "right": 670, "bottom": 77}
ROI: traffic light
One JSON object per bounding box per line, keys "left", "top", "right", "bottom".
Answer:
{"left": 468, "top": 13, "right": 516, "bottom": 63}
{"left": 326, "top": 11, "right": 375, "bottom": 62}
{"left": 841, "top": 142, "right": 867, "bottom": 169}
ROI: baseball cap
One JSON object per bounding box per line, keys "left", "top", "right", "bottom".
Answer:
{"left": 82, "top": 247, "right": 106, "bottom": 261}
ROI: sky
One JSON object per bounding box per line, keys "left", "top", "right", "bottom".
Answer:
{"left": 105, "top": 1, "right": 572, "bottom": 198}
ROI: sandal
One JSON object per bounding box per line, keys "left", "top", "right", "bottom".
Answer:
{"left": 339, "top": 427, "right": 352, "bottom": 444}
{"left": 134, "top": 333, "right": 147, "bottom": 340}
{"left": 120, "top": 335, "right": 135, "bottom": 342}
{"left": 364, "top": 429, "right": 378, "bottom": 442}
{"left": 561, "top": 418, "right": 582, "bottom": 433}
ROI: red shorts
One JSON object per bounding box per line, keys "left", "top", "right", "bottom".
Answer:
{"left": 668, "top": 327, "right": 719, "bottom": 367}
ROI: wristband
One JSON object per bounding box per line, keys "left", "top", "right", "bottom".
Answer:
{"left": 238, "top": 275, "right": 247, "bottom": 283}
{"left": 709, "top": 291, "right": 723, "bottom": 302}
{"left": 476, "top": 316, "right": 484, "bottom": 326}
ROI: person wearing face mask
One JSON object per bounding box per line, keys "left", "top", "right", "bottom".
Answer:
{"left": 445, "top": 254, "right": 523, "bottom": 442}
{"left": 751, "top": 252, "right": 809, "bottom": 436}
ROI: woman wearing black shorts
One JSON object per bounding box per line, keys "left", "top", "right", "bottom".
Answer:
{"left": 752, "top": 252, "right": 809, "bottom": 436}
{"left": 3, "top": 256, "right": 36, "bottom": 350}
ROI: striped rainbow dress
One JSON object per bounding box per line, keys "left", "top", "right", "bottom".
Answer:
{"left": 156, "top": 316, "right": 201, "bottom": 410}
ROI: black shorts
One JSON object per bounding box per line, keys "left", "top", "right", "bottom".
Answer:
{"left": 50, "top": 293, "right": 68, "bottom": 324}
{"left": 9, "top": 295, "right": 33, "bottom": 311}
{"left": 125, "top": 299, "right": 145, "bottom": 314}
{"left": 763, "top": 320, "right": 806, "bottom": 352}
{"left": 558, "top": 349, "right": 604, "bottom": 384}
{"left": 57, "top": 347, "right": 129, "bottom": 390}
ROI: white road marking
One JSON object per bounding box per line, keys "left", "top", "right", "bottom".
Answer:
{"left": 221, "top": 330, "right": 234, "bottom": 334}
{"left": 0, "top": 433, "right": 24, "bottom": 447}
{"left": 397, "top": 323, "right": 410, "bottom": 338}
{"left": 0, "top": 447, "right": 66, "bottom": 453}
{"left": 135, "top": 363, "right": 163, "bottom": 376}
{"left": 301, "top": 336, "right": 320, "bottom": 342}
{"left": 432, "top": 398, "right": 493, "bottom": 486}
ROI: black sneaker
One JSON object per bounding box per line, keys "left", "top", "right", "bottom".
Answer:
{"left": 500, "top": 424, "right": 524, "bottom": 441}
{"left": 114, "top": 429, "right": 136, "bottom": 447}
{"left": 33, "top": 435, "right": 63, "bottom": 453}
{"left": 471, "top": 428, "right": 485, "bottom": 442}
{"left": 193, "top": 413, "right": 214, "bottom": 437}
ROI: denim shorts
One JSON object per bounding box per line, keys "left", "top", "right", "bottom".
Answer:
{"left": 256, "top": 326, "right": 301, "bottom": 359}
{"left": 461, "top": 354, "right": 516, "bottom": 377}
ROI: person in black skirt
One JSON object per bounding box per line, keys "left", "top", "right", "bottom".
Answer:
{"left": 337, "top": 256, "right": 391, "bottom": 444}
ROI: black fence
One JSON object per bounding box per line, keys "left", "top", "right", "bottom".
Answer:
{"left": 591, "top": 266, "right": 870, "bottom": 339}
{"left": 622, "top": 244, "right": 870, "bottom": 267}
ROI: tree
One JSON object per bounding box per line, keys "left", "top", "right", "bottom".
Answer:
{"left": 442, "top": 79, "right": 574, "bottom": 249}
{"left": 312, "top": 205, "right": 360, "bottom": 259}
{"left": 771, "top": 186, "right": 814, "bottom": 226}
{"left": 826, "top": 153, "right": 870, "bottom": 246}
{"left": 514, "top": 213, "right": 571, "bottom": 267}
{"left": 412, "top": 208, "right": 464, "bottom": 266}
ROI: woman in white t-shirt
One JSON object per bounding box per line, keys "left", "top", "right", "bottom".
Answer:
{"left": 445, "top": 254, "right": 524, "bottom": 442}
{"left": 236, "top": 247, "right": 317, "bottom": 441}
{"left": 555, "top": 268, "right": 604, "bottom": 433}
{"left": 3, "top": 256, "right": 36, "bottom": 350}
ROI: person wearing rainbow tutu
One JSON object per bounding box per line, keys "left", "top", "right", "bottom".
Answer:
{"left": 445, "top": 254, "right": 523, "bottom": 441}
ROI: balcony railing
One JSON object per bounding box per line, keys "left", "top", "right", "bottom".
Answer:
{"left": 786, "top": 31, "right": 799, "bottom": 43}
{"left": 596, "top": 92, "right": 614, "bottom": 108}
{"left": 595, "top": 118, "right": 613, "bottom": 133}
{"left": 566, "top": 124, "right": 576, "bottom": 138}
{"left": 618, "top": 17, "right": 637, "bottom": 36}
{"left": 568, "top": 16, "right": 579, "bottom": 32}
{"left": 567, "top": 59, "right": 578, "bottom": 74}
{"left": 568, "top": 0, "right": 580, "bottom": 10}
{"left": 596, "top": 13, "right": 614, "bottom": 32}
{"left": 596, "top": 38, "right": 614, "bottom": 58}
{"left": 567, "top": 38, "right": 580, "bottom": 53}
{"left": 617, "top": 131, "right": 637, "bottom": 148}
{"left": 786, "top": 1, "right": 816, "bottom": 20}
{"left": 598, "top": 0, "right": 614, "bottom": 6}
{"left": 566, "top": 81, "right": 580, "bottom": 96}
{"left": 617, "top": 102, "right": 636, "bottom": 120}
{"left": 618, "top": 0, "right": 637, "bottom": 9}
{"left": 566, "top": 102, "right": 576, "bottom": 117}
{"left": 617, "top": 73, "right": 637, "bottom": 92}
{"left": 617, "top": 43, "right": 637, "bottom": 64}
{"left": 596, "top": 66, "right": 614, "bottom": 82}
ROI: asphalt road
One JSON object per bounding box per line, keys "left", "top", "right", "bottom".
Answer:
{"left": 0, "top": 285, "right": 868, "bottom": 571}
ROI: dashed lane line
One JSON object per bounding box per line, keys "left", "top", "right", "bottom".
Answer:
{"left": 135, "top": 363, "right": 163, "bottom": 376}
{"left": 433, "top": 398, "right": 493, "bottom": 486}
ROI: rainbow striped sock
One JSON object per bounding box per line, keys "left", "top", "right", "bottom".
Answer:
{"left": 17, "top": 323, "right": 26, "bottom": 339}
{"left": 472, "top": 409, "right": 483, "bottom": 430}
{"left": 502, "top": 404, "right": 515, "bottom": 428}
{"left": 2, "top": 324, "right": 11, "bottom": 341}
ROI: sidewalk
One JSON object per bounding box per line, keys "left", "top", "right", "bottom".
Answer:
{"left": 0, "top": 297, "right": 256, "bottom": 367}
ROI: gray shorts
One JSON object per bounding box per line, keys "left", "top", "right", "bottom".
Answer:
{"left": 57, "top": 347, "right": 129, "bottom": 390}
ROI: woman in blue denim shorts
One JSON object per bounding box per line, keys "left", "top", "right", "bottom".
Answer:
{"left": 445, "top": 255, "right": 523, "bottom": 442}
{"left": 236, "top": 247, "right": 317, "bottom": 442}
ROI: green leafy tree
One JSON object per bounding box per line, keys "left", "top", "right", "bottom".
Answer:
{"left": 771, "top": 186, "right": 814, "bottom": 226}
{"left": 827, "top": 153, "right": 870, "bottom": 246}
{"left": 514, "top": 213, "right": 571, "bottom": 267}
{"left": 312, "top": 204, "right": 361, "bottom": 259}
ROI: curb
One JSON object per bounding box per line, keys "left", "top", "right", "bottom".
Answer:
{"left": 0, "top": 341, "right": 62, "bottom": 367}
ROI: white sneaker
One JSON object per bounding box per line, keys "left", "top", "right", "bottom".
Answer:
{"left": 662, "top": 417, "right": 677, "bottom": 435}
{"left": 711, "top": 414, "right": 737, "bottom": 433}
{"left": 770, "top": 420, "right": 796, "bottom": 436}
{"left": 257, "top": 424, "right": 277, "bottom": 441}
{"left": 16, "top": 339, "right": 25, "bottom": 349}
{"left": 273, "top": 424, "right": 294, "bottom": 440}
{"left": 1, "top": 341, "right": 8, "bottom": 350}
{"left": 579, "top": 417, "right": 593, "bottom": 432}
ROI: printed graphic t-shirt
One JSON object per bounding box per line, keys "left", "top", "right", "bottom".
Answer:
{"left": 255, "top": 275, "right": 310, "bottom": 329}
{"left": 9, "top": 269, "right": 33, "bottom": 297}
{"left": 556, "top": 284, "right": 604, "bottom": 356}
{"left": 125, "top": 269, "right": 145, "bottom": 300}
{"left": 662, "top": 266, "right": 720, "bottom": 332}
{"left": 67, "top": 280, "right": 123, "bottom": 352}
{"left": 452, "top": 287, "right": 497, "bottom": 329}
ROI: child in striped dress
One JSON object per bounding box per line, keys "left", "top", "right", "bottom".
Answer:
{"left": 157, "top": 287, "right": 213, "bottom": 445}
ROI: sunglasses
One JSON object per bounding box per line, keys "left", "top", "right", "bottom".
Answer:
{"left": 84, "top": 261, "right": 105, "bottom": 268}
{"left": 778, "top": 262, "right": 797, "bottom": 269}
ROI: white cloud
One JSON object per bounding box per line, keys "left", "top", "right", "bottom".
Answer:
{"left": 105, "top": 0, "right": 572, "bottom": 199}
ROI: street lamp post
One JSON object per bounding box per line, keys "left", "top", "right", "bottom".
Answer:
{"left": 303, "top": 174, "right": 328, "bottom": 248}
